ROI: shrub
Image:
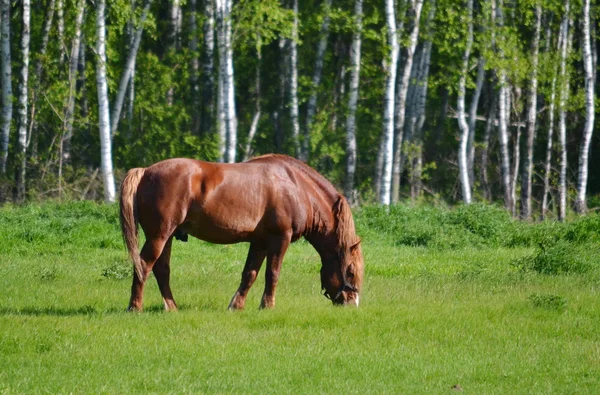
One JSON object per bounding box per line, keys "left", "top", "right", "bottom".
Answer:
{"left": 514, "top": 240, "right": 598, "bottom": 275}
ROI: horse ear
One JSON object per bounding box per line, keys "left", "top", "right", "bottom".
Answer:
{"left": 350, "top": 238, "right": 361, "bottom": 251}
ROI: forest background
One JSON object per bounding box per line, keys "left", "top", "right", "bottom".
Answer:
{"left": 0, "top": 0, "right": 598, "bottom": 221}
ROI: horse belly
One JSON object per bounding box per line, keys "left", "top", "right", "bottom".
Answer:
{"left": 180, "top": 207, "right": 258, "bottom": 245}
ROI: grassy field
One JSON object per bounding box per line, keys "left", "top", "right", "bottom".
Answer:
{"left": 1, "top": 202, "right": 599, "bottom": 393}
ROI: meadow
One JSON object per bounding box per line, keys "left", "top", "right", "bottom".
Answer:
{"left": 1, "top": 202, "right": 599, "bottom": 393}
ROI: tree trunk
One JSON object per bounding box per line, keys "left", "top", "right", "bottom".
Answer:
{"left": 244, "top": 44, "right": 262, "bottom": 161}
{"left": 519, "top": 4, "right": 541, "bottom": 219}
{"left": 56, "top": 0, "right": 66, "bottom": 63}
{"left": 379, "top": 0, "right": 400, "bottom": 205}
{"left": 0, "top": 0, "right": 12, "bottom": 176}
{"left": 303, "top": 0, "right": 332, "bottom": 162}
{"left": 541, "top": 17, "right": 563, "bottom": 220}
{"left": 95, "top": 0, "right": 116, "bottom": 203}
{"left": 110, "top": 0, "right": 152, "bottom": 138}
{"left": 201, "top": 0, "right": 215, "bottom": 135}
{"left": 289, "top": 0, "right": 300, "bottom": 159}
{"left": 224, "top": 0, "right": 236, "bottom": 163}
{"left": 29, "top": 0, "right": 56, "bottom": 162}
{"left": 467, "top": 56, "right": 485, "bottom": 189}
{"left": 15, "top": 0, "right": 30, "bottom": 202}
{"left": 457, "top": 0, "right": 474, "bottom": 204}
{"left": 558, "top": 10, "right": 571, "bottom": 221}
{"left": 344, "top": 0, "right": 363, "bottom": 205}
{"left": 480, "top": 91, "right": 496, "bottom": 201}
{"left": 511, "top": 100, "right": 521, "bottom": 218}
{"left": 409, "top": 0, "right": 435, "bottom": 200}
{"left": 61, "top": 0, "right": 85, "bottom": 165}
{"left": 166, "top": 0, "right": 182, "bottom": 105}
{"left": 495, "top": 0, "right": 512, "bottom": 210}
{"left": 391, "top": 0, "right": 424, "bottom": 203}
{"left": 189, "top": 0, "right": 201, "bottom": 135}
{"left": 575, "top": 0, "right": 595, "bottom": 214}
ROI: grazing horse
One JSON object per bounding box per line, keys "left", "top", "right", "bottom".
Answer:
{"left": 119, "top": 154, "right": 364, "bottom": 311}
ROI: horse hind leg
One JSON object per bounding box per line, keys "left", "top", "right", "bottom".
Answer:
{"left": 228, "top": 242, "right": 267, "bottom": 311}
{"left": 128, "top": 236, "right": 170, "bottom": 311}
{"left": 152, "top": 237, "right": 178, "bottom": 311}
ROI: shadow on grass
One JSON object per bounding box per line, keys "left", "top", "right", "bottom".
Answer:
{"left": 0, "top": 304, "right": 191, "bottom": 316}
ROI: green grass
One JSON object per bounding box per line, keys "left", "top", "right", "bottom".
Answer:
{"left": 1, "top": 202, "right": 599, "bottom": 393}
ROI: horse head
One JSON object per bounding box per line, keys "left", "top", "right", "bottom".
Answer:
{"left": 320, "top": 196, "right": 364, "bottom": 306}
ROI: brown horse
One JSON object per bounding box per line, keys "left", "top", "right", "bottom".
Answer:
{"left": 119, "top": 154, "right": 363, "bottom": 311}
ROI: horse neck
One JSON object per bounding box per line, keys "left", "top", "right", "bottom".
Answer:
{"left": 304, "top": 204, "right": 338, "bottom": 261}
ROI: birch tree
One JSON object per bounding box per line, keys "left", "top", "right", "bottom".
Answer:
{"left": 289, "top": 0, "right": 300, "bottom": 159}
{"left": 520, "top": 4, "right": 541, "bottom": 219}
{"left": 379, "top": 0, "right": 400, "bottom": 205}
{"left": 216, "top": 0, "right": 237, "bottom": 163}
{"left": 110, "top": 0, "right": 152, "bottom": 137}
{"left": 201, "top": 0, "right": 215, "bottom": 135}
{"left": 345, "top": 0, "right": 363, "bottom": 204}
{"left": 558, "top": 9, "right": 571, "bottom": 221}
{"left": 61, "top": 0, "right": 85, "bottom": 165}
{"left": 303, "top": 0, "right": 332, "bottom": 162}
{"left": 189, "top": 0, "right": 201, "bottom": 135}
{"left": 0, "top": 0, "right": 12, "bottom": 175}
{"left": 542, "top": 18, "right": 562, "bottom": 219}
{"left": 391, "top": 0, "right": 424, "bottom": 203}
{"left": 575, "top": 0, "right": 595, "bottom": 214}
{"left": 495, "top": 0, "right": 512, "bottom": 210}
{"left": 95, "top": 0, "right": 116, "bottom": 203}
{"left": 457, "top": 0, "right": 474, "bottom": 204}
{"left": 15, "top": 0, "right": 30, "bottom": 201}
{"left": 29, "top": 0, "right": 55, "bottom": 161}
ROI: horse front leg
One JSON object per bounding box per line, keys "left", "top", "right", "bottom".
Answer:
{"left": 260, "top": 233, "right": 291, "bottom": 309}
{"left": 229, "top": 242, "right": 267, "bottom": 310}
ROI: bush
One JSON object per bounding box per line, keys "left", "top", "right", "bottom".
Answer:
{"left": 514, "top": 240, "right": 598, "bottom": 275}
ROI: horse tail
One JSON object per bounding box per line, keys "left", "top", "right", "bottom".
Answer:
{"left": 119, "top": 168, "right": 146, "bottom": 281}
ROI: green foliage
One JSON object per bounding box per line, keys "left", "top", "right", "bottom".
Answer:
{"left": 514, "top": 240, "right": 598, "bottom": 275}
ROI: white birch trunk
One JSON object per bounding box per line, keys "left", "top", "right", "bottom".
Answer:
{"left": 110, "top": 0, "right": 152, "bottom": 138}
{"left": 217, "top": 70, "right": 226, "bottom": 161}
{"left": 224, "top": 0, "right": 237, "bottom": 163}
{"left": 558, "top": 10, "right": 571, "bottom": 221}
{"left": 303, "top": 0, "right": 332, "bottom": 162}
{"left": 166, "top": 0, "right": 181, "bottom": 105}
{"left": 95, "top": 0, "right": 116, "bottom": 203}
{"left": 345, "top": 0, "right": 363, "bottom": 204}
{"left": 202, "top": 0, "right": 215, "bottom": 134}
{"left": 496, "top": 0, "right": 512, "bottom": 210}
{"left": 15, "top": 0, "right": 30, "bottom": 201}
{"left": 457, "top": 0, "right": 474, "bottom": 204}
{"left": 244, "top": 44, "right": 262, "bottom": 161}
{"left": 380, "top": 0, "right": 400, "bottom": 205}
{"left": 189, "top": 0, "right": 201, "bottom": 135}
{"left": 481, "top": 93, "right": 496, "bottom": 201}
{"left": 29, "top": 0, "right": 55, "bottom": 161}
{"left": 390, "top": 0, "right": 424, "bottom": 203}
{"left": 289, "top": 0, "right": 300, "bottom": 159}
{"left": 519, "top": 4, "right": 541, "bottom": 219}
{"left": 409, "top": 0, "right": 435, "bottom": 200}
{"left": 467, "top": 56, "right": 485, "bottom": 187}
{"left": 0, "top": 0, "right": 12, "bottom": 175}
{"left": 61, "top": 0, "right": 85, "bottom": 164}
{"left": 542, "top": 21, "right": 563, "bottom": 219}
{"left": 575, "top": 0, "right": 595, "bottom": 213}
{"left": 56, "top": 0, "right": 66, "bottom": 63}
